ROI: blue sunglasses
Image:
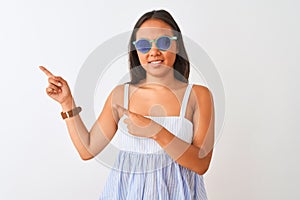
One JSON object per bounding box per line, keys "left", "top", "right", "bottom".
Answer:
{"left": 132, "top": 36, "right": 177, "bottom": 54}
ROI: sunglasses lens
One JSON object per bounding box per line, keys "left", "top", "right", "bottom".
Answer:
{"left": 156, "top": 36, "right": 171, "bottom": 51}
{"left": 135, "top": 39, "right": 151, "bottom": 53}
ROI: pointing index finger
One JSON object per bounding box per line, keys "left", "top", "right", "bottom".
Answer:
{"left": 39, "top": 66, "right": 54, "bottom": 77}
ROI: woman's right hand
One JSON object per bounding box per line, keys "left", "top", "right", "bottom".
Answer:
{"left": 39, "top": 66, "right": 73, "bottom": 108}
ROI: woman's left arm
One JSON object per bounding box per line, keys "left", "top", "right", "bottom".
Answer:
{"left": 152, "top": 85, "right": 215, "bottom": 175}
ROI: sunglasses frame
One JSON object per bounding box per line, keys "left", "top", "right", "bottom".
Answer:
{"left": 132, "top": 36, "right": 177, "bottom": 54}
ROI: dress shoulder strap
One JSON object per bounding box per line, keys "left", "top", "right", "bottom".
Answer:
{"left": 180, "top": 84, "right": 193, "bottom": 117}
{"left": 123, "top": 83, "right": 129, "bottom": 109}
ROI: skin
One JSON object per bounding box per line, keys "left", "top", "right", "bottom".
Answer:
{"left": 40, "top": 19, "right": 215, "bottom": 175}
{"left": 135, "top": 19, "right": 177, "bottom": 83}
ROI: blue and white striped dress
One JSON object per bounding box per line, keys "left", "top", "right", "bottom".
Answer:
{"left": 99, "top": 84, "right": 208, "bottom": 200}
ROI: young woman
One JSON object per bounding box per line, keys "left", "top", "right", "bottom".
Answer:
{"left": 40, "top": 9, "right": 214, "bottom": 200}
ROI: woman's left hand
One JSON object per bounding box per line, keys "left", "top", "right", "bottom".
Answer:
{"left": 113, "top": 104, "right": 164, "bottom": 138}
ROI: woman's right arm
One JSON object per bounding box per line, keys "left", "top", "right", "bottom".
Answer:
{"left": 40, "top": 66, "right": 121, "bottom": 160}
{"left": 61, "top": 93, "right": 118, "bottom": 160}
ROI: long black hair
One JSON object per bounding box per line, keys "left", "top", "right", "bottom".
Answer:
{"left": 128, "top": 9, "right": 190, "bottom": 84}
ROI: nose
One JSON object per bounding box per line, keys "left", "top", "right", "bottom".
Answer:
{"left": 148, "top": 45, "right": 161, "bottom": 57}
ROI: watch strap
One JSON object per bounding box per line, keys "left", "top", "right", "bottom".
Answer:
{"left": 61, "top": 106, "right": 82, "bottom": 119}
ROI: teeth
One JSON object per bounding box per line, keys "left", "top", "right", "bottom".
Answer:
{"left": 150, "top": 60, "right": 162, "bottom": 64}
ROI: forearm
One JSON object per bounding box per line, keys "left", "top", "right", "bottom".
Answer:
{"left": 152, "top": 128, "right": 212, "bottom": 175}
{"left": 61, "top": 99, "right": 93, "bottom": 160}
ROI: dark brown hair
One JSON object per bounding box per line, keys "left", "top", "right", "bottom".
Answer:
{"left": 128, "top": 9, "right": 190, "bottom": 84}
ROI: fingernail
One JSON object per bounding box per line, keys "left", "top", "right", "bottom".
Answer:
{"left": 58, "top": 82, "right": 62, "bottom": 86}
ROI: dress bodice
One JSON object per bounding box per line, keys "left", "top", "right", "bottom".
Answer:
{"left": 110, "top": 83, "right": 194, "bottom": 154}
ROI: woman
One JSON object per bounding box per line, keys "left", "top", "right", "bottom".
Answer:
{"left": 40, "top": 9, "right": 214, "bottom": 200}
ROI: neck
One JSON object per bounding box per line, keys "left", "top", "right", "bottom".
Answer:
{"left": 144, "top": 70, "right": 177, "bottom": 88}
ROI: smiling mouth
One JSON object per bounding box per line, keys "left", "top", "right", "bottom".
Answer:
{"left": 148, "top": 60, "right": 164, "bottom": 64}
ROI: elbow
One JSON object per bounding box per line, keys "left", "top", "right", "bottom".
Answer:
{"left": 195, "top": 162, "right": 210, "bottom": 175}
{"left": 196, "top": 151, "right": 213, "bottom": 175}
{"left": 81, "top": 156, "right": 93, "bottom": 161}
{"left": 79, "top": 153, "right": 94, "bottom": 161}
{"left": 78, "top": 146, "right": 95, "bottom": 161}
{"left": 196, "top": 167, "right": 209, "bottom": 175}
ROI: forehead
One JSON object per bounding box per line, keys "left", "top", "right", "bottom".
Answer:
{"left": 136, "top": 19, "right": 174, "bottom": 39}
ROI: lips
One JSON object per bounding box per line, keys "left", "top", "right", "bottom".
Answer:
{"left": 148, "top": 60, "right": 163, "bottom": 64}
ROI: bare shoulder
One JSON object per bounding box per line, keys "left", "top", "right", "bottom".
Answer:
{"left": 191, "top": 84, "right": 213, "bottom": 107}
{"left": 98, "top": 84, "right": 126, "bottom": 122}
{"left": 111, "top": 84, "right": 125, "bottom": 95}
{"left": 110, "top": 84, "right": 126, "bottom": 106}
{"left": 191, "top": 84, "right": 212, "bottom": 96}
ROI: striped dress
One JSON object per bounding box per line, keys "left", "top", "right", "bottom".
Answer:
{"left": 99, "top": 84, "right": 208, "bottom": 200}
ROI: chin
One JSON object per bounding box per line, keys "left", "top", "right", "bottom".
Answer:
{"left": 146, "top": 66, "right": 173, "bottom": 77}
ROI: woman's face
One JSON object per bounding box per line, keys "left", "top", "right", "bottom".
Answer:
{"left": 135, "top": 19, "right": 177, "bottom": 78}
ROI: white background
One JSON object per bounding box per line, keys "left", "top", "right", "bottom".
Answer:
{"left": 1, "top": 0, "right": 299, "bottom": 199}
